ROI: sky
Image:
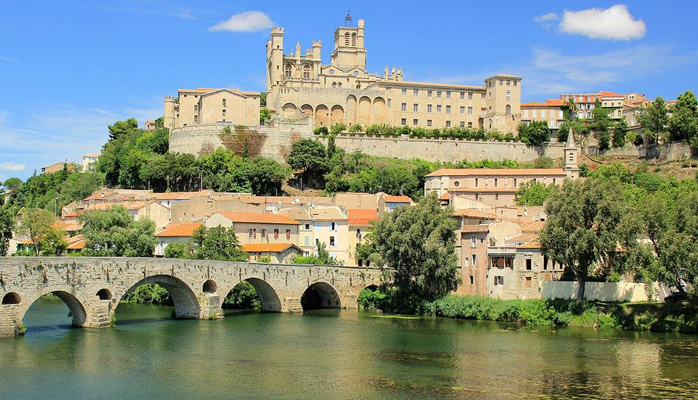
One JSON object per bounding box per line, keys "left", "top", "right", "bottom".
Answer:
{"left": 1, "top": 0, "right": 697, "bottom": 182}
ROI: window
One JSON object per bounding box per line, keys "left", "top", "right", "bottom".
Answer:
{"left": 506, "top": 90, "right": 511, "bottom": 100}
{"left": 285, "top": 64, "right": 292, "bottom": 78}
{"left": 481, "top": 93, "right": 486, "bottom": 99}
{"left": 344, "top": 32, "right": 350, "bottom": 46}
{"left": 330, "top": 236, "right": 336, "bottom": 247}
{"left": 543, "top": 255, "right": 548, "bottom": 270}
{"left": 413, "top": 89, "right": 419, "bottom": 96}
{"left": 387, "top": 99, "right": 392, "bottom": 107}
{"left": 428, "top": 90, "right": 433, "bottom": 97}
{"left": 460, "top": 92, "right": 465, "bottom": 99}
{"left": 303, "top": 64, "right": 311, "bottom": 79}
{"left": 331, "top": 222, "right": 336, "bottom": 231}
{"left": 249, "top": 229, "right": 255, "bottom": 238}
{"left": 525, "top": 277, "right": 532, "bottom": 288}
{"left": 468, "top": 122, "right": 473, "bottom": 128}
{"left": 402, "top": 88, "right": 407, "bottom": 95}
{"left": 261, "top": 229, "right": 267, "bottom": 238}
{"left": 286, "top": 229, "right": 291, "bottom": 239}
{"left": 413, "top": 118, "right": 418, "bottom": 126}
{"left": 499, "top": 79, "right": 503, "bottom": 85}
{"left": 274, "top": 229, "right": 279, "bottom": 239}
{"left": 446, "top": 91, "right": 451, "bottom": 99}
{"left": 401, "top": 102, "right": 407, "bottom": 112}
{"left": 352, "top": 32, "right": 356, "bottom": 46}
{"left": 468, "top": 92, "right": 473, "bottom": 100}
{"left": 194, "top": 104, "right": 198, "bottom": 112}
{"left": 446, "top": 105, "right": 451, "bottom": 114}
{"left": 427, "top": 119, "right": 432, "bottom": 127}
{"left": 494, "top": 178, "right": 498, "bottom": 187}
{"left": 222, "top": 99, "right": 226, "bottom": 107}
{"left": 194, "top": 115, "right": 198, "bottom": 122}
{"left": 413, "top": 103, "right": 418, "bottom": 112}
{"left": 471, "top": 237, "right": 477, "bottom": 247}
{"left": 427, "top": 104, "right": 432, "bottom": 113}
{"left": 526, "top": 259, "right": 532, "bottom": 270}
{"left": 468, "top": 106, "right": 473, "bottom": 115}
{"left": 513, "top": 178, "right": 518, "bottom": 187}
{"left": 304, "top": 236, "right": 310, "bottom": 246}
{"left": 460, "top": 121, "right": 465, "bottom": 128}
{"left": 304, "top": 223, "right": 310, "bottom": 230}
{"left": 436, "top": 91, "right": 442, "bottom": 98}
{"left": 401, "top": 118, "right": 406, "bottom": 125}
{"left": 446, "top": 120, "right": 451, "bottom": 127}
{"left": 494, "top": 276, "right": 504, "bottom": 286}
{"left": 356, "top": 228, "right": 362, "bottom": 239}
{"left": 470, "top": 276, "right": 474, "bottom": 285}
{"left": 495, "top": 193, "right": 499, "bottom": 201}
{"left": 222, "top": 109, "right": 226, "bottom": 117}
{"left": 514, "top": 80, "right": 518, "bottom": 86}
{"left": 472, "top": 254, "right": 477, "bottom": 266}
{"left": 506, "top": 80, "right": 510, "bottom": 86}
{"left": 475, "top": 178, "right": 479, "bottom": 187}
{"left": 436, "top": 105, "right": 442, "bottom": 113}
{"left": 460, "top": 106, "right": 465, "bottom": 114}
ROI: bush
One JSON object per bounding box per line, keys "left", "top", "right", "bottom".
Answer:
{"left": 313, "top": 126, "right": 329, "bottom": 135}
{"left": 330, "top": 122, "right": 347, "bottom": 134}
{"left": 348, "top": 123, "right": 363, "bottom": 133}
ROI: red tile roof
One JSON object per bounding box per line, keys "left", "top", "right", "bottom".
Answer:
{"left": 461, "top": 225, "right": 490, "bottom": 233}
{"left": 426, "top": 168, "right": 566, "bottom": 177}
{"left": 384, "top": 195, "right": 412, "bottom": 203}
{"left": 155, "top": 223, "right": 202, "bottom": 237}
{"left": 217, "top": 212, "right": 300, "bottom": 225}
{"left": 348, "top": 209, "right": 378, "bottom": 226}
{"left": 66, "top": 235, "right": 86, "bottom": 250}
{"left": 242, "top": 243, "right": 300, "bottom": 253}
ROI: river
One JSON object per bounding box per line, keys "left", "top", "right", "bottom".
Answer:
{"left": 1, "top": 296, "right": 698, "bottom": 399}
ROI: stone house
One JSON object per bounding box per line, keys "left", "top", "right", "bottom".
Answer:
{"left": 347, "top": 208, "right": 378, "bottom": 267}
{"left": 153, "top": 222, "right": 202, "bottom": 257}
{"left": 204, "top": 212, "right": 300, "bottom": 247}
{"left": 242, "top": 243, "right": 303, "bottom": 264}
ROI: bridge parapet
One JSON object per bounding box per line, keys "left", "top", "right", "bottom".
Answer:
{"left": 0, "top": 257, "right": 385, "bottom": 337}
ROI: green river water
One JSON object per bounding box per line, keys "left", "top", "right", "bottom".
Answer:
{"left": 2, "top": 296, "right": 698, "bottom": 399}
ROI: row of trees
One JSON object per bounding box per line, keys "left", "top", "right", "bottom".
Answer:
{"left": 314, "top": 123, "right": 518, "bottom": 142}
{"left": 639, "top": 91, "right": 698, "bottom": 149}
{"left": 541, "top": 167, "right": 698, "bottom": 299}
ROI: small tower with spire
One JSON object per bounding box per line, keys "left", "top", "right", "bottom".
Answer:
{"left": 564, "top": 128, "right": 579, "bottom": 179}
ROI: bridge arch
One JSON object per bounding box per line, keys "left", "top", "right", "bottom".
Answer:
{"left": 220, "top": 277, "right": 282, "bottom": 313}
{"left": 203, "top": 280, "right": 217, "bottom": 294}
{"left": 116, "top": 275, "right": 200, "bottom": 319}
{"left": 301, "top": 281, "right": 341, "bottom": 310}
{"left": 96, "top": 288, "right": 112, "bottom": 301}
{"left": 18, "top": 287, "right": 89, "bottom": 329}
{"left": 2, "top": 292, "right": 21, "bottom": 305}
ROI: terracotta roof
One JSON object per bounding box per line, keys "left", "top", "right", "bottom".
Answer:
{"left": 348, "top": 209, "right": 378, "bottom": 226}
{"left": 507, "top": 233, "right": 539, "bottom": 246}
{"left": 439, "top": 192, "right": 451, "bottom": 201}
{"left": 600, "top": 91, "right": 623, "bottom": 97}
{"left": 453, "top": 209, "right": 498, "bottom": 219}
{"left": 461, "top": 225, "right": 490, "bottom": 233}
{"left": 62, "top": 211, "right": 81, "bottom": 218}
{"left": 153, "top": 191, "right": 208, "bottom": 200}
{"left": 519, "top": 220, "right": 545, "bottom": 233}
{"left": 66, "top": 235, "right": 85, "bottom": 250}
{"left": 53, "top": 221, "right": 83, "bottom": 232}
{"left": 155, "top": 223, "right": 202, "bottom": 237}
{"left": 426, "top": 168, "right": 566, "bottom": 177}
{"left": 517, "top": 241, "right": 541, "bottom": 249}
{"left": 242, "top": 243, "right": 301, "bottom": 253}
{"left": 521, "top": 99, "right": 565, "bottom": 107}
{"left": 217, "top": 212, "right": 300, "bottom": 225}
{"left": 384, "top": 195, "right": 412, "bottom": 203}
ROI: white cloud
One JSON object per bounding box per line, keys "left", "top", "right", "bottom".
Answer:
{"left": 0, "top": 162, "right": 26, "bottom": 172}
{"left": 0, "top": 56, "right": 18, "bottom": 63}
{"left": 209, "top": 11, "right": 275, "bottom": 32}
{"left": 534, "top": 12, "right": 559, "bottom": 23}
{"left": 559, "top": 4, "right": 646, "bottom": 40}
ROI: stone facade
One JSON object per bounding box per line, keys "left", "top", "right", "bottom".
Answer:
{"left": 0, "top": 257, "right": 383, "bottom": 337}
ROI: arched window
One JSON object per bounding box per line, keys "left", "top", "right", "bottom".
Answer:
{"left": 506, "top": 105, "right": 512, "bottom": 115}
{"left": 351, "top": 32, "right": 357, "bottom": 46}
{"left": 506, "top": 90, "right": 511, "bottom": 100}
{"left": 337, "top": 82, "right": 342, "bottom": 88}
{"left": 344, "top": 32, "right": 350, "bottom": 46}
{"left": 332, "top": 82, "right": 337, "bottom": 88}
{"left": 303, "top": 64, "right": 311, "bottom": 79}
{"left": 285, "top": 64, "right": 292, "bottom": 79}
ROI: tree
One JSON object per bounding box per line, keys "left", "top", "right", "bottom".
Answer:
{"left": 16, "top": 208, "right": 64, "bottom": 256}
{"left": 80, "top": 206, "right": 156, "bottom": 257}
{"left": 540, "top": 178, "right": 629, "bottom": 299}
{"left": 612, "top": 118, "right": 628, "bottom": 148}
{"left": 107, "top": 118, "right": 139, "bottom": 142}
{"left": 371, "top": 193, "right": 459, "bottom": 303}
{"left": 517, "top": 121, "right": 551, "bottom": 146}
{"left": 638, "top": 97, "right": 669, "bottom": 144}
{"left": 592, "top": 100, "right": 612, "bottom": 151}
{"left": 668, "top": 90, "right": 698, "bottom": 144}
{"left": 2, "top": 177, "right": 23, "bottom": 193}
{"left": 0, "top": 209, "right": 12, "bottom": 256}
{"left": 259, "top": 108, "right": 272, "bottom": 124}
{"left": 292, "top": 241, "right": 341, "bottom": 265}
{"left": 164, "top": 241, "right": 195, "bottom": 259}
{"left": 515, "top": 181, "right": 558, "bottom": 206}
{"left": 192, "top": 226, "right": 247, "bottom": 261}
{"left": 287, "top": 139, "right": 328, "bottom": 187}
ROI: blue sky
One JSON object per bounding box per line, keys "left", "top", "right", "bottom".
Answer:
{"left": 1, "top": 1, "right": 697, "bottom": 181}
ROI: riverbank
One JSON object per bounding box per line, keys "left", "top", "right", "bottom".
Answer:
{"left": 359, "top": 290, "right": 698, "bottom": 334}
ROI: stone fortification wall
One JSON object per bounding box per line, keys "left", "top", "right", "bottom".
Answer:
{"left": 170, "top": 120, "right": 566, "bottom": 163}
{"left": 321, "top": 136, "right": 565, "bottom": 163}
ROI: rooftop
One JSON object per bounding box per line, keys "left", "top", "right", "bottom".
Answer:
{"left": 426, "top": 168, "right": 566, "bottom": 177}
{"left": 155, "top": 223, "right": 203, "bottom": 237}
{"left": 217, "top": 212, "right": 300, "bottom": 225}
{"left": 242, "top": 243, "right": 300, "bottom": 253}
{"left": 348, "top": 209, "right": 378, "bottom": 226}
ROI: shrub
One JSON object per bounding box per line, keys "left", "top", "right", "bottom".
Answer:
{"left": 313, "top": 126, "right": 329, "bottom": 135}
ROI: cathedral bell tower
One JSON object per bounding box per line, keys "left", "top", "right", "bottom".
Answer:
{"left": 330, "top": 13, "right": 366, "bottom": 70}
{"left": 564, "top": 128, "right": 580, "bottom": 179}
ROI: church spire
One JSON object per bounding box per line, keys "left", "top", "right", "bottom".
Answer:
{"left": 563, "top": 127, "right": 579, "bottom": 179}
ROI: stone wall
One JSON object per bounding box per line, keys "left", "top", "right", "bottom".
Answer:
{"left": 541, "top": 281, "right": 661, "bottom": 302}
{"left": 0, "top": 257, "right": 383, "bottom": 337}
{"left": 593, "top": 142, "right": 691, "bottom": 161}
{"left": 169, "top": 120, "right": 567, "bottom": 163}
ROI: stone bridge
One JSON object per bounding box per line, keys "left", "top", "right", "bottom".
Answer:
{"left": 0, "top": 257, "right": 385, "bottom": 337}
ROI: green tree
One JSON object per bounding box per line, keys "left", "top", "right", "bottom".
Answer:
{"left": 80, "top": 206, "right": 156, "bottom": 257}
{"left": 164, "top": 241, "right": 196, "bottom": 259}
{"left": 287, "top": 139, "right": 328, "bottom": 188}
{"left": 259, "top": 107, "right": 272, "bottom": 124}
{"left": 2, "top": 177, "right": 22, "bottom": 193}
{"left": 612, "top": 118, "right": 628, "bottom": 148}
{"left": 592, "top": 100, "right": 612, "bottom": 151}
{"left": 0, "top": 209, "right": 13, "bottom": 256}
{"left": 16, "top": 208, "right": 64, "bottom": 256}
{"left": 540, "top": 178, "right": 629, "bottom": 299}
{"left": 668, "top": 90, "right": 698, "bottom": 145}
{"left": 107, "top": 118, "right": 139, "bottom": 142}
{"left": 515, "top": 181, "right": 558, "bottom": 206}
{"left": 292, "top": 241, "right": 341, "bottom": 265}
{"left": 243, "top": 157, "right": 291, "bottom": 195}
{"left": 371, "top": 193, "right": 459, "bottom": 303}
{"left": 192, "top": 226, "right": 247, "bottom": 261}
{"left": 638, "top": 97, "right": 669, "bottom": 144}
{"left": 517, "top": 121, "right": 551, "bottom": 146}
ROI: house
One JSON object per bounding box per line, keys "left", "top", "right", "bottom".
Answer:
{"left": 82, "top": 153, "right": 100, "bottom": 171}
{"left": 242, "top": 243, "right": 303, "bottom": 264}
{"left": 278, "top": 207, "right": 314, "bottom": 256}
{"left": 308, "top": 206, "right": 349, "bottom": 264}
{"left": 347, "top": 208, "right": 378, "bottom": 266}
{"left": 154, "top": 222, "right": 202, "bottom": 257}
{"left": 383, "top": 195, "right": 412, "bottom": 212}
{"left": 204, "top": 212, "right": 300, "bottom": 246}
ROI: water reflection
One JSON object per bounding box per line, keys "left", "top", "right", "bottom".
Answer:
{"left": 1, "top": 298, "right": 698, "bottom": 400}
